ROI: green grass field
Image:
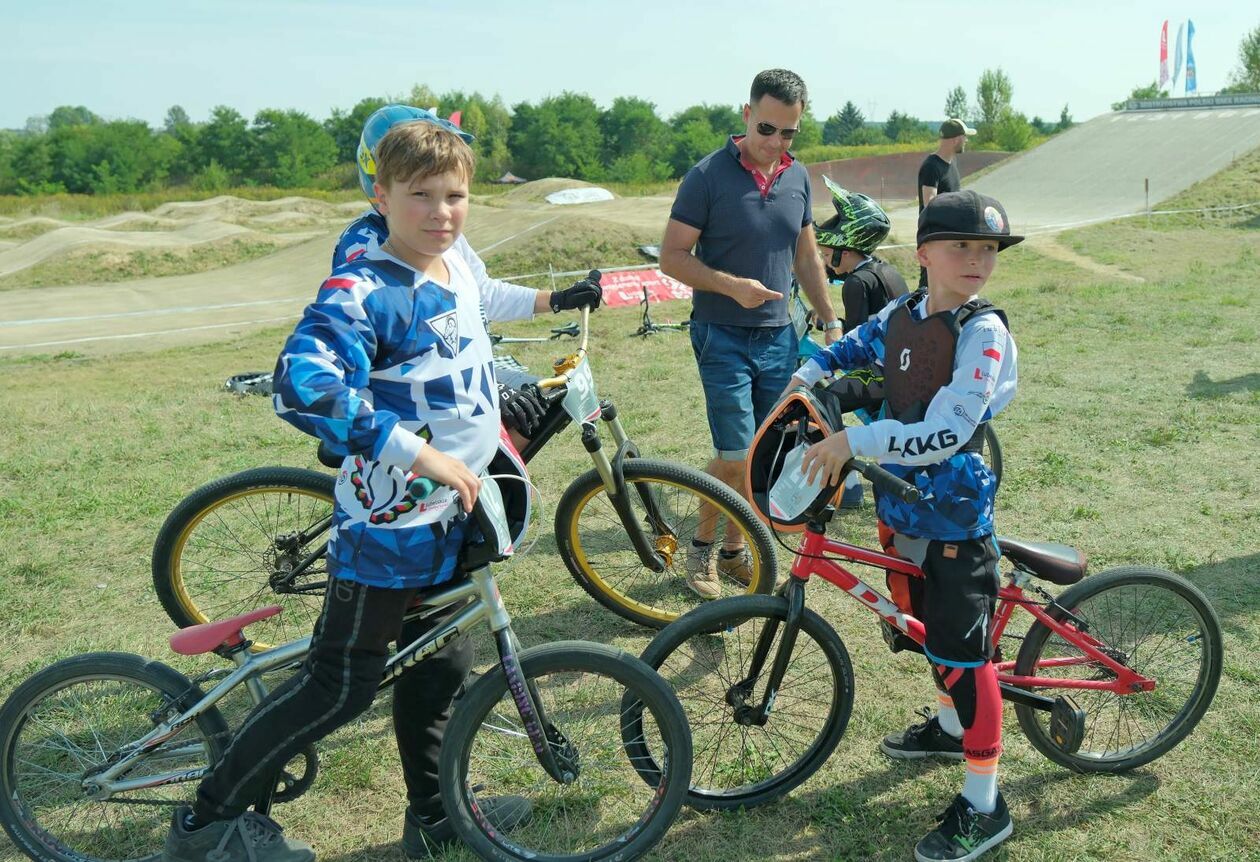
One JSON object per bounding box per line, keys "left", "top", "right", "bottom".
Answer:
{"left": 1, "top": 170, "right": 1258, "bottom": 861}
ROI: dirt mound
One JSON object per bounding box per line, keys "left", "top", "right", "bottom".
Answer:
{"left": 498, "top": 177, "right": 608, "bottom": 205}
{"left": 149, "top": 195, "right": 358, "bottom": 220}
{"left": 0, "top": 195, "right": 366, "bottom": 279}
{"left": 481, "top": 213, "right": 658, "bottom": 280}
{"left": 0, "top": 221, "right": 325, "bottom": 279}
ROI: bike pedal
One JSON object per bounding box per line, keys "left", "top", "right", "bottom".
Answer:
{"left": 1050, "top": 694, "right": 1086, "bottom": 754}
{"left": 879, "top": 620, "right": 923, "bottom": 655}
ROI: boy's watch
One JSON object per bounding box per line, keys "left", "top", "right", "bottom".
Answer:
{"left": 822, "top": 319, "right": 845, "bottom": 331}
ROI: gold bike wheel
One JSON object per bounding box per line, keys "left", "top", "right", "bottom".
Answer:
{"left": 153, "top": 467, "right": 333, "bottom": 650}
{"left": 555, "top": 458, "right": 778, "bottom": 629}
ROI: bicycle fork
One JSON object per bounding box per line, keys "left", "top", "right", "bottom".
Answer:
{"left": 729, "top": 579, "right": 808, "bottom": 726}
{"left": 581, "top": 400, "right": 670, "bottom": 572}
{"left": 479, "top": 569, "right": 580, "bottom": 784}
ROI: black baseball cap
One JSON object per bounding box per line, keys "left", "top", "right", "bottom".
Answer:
{"left": 917, "top": 190, "right": 1024, "bottom": 250}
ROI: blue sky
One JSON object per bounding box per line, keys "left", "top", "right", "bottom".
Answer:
{"left": 7, "top": 0, "right": 1255, "bottom": 129}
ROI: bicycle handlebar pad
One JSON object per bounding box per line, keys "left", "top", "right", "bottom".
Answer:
{"left": 854, "top": 460, "right": 922, "bottom": 503}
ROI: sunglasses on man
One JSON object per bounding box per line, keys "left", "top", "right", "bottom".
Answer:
{"left": 754, "top": 121, "right": 799, "bottom": 140}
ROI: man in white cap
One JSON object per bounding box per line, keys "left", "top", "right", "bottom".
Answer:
{"left": 916, "top": 118, "right": 977, "bottom": 285}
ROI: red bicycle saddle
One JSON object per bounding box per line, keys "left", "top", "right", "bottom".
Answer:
{"left": 997, "top": 537, "right": 1086, "bottom": 586}
{"left": 169, "top": 606, "right": 283, "bottom": 655}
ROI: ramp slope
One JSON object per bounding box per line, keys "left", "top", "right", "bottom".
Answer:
{"left": 969, "top": 107, "right": 1260, "bottom": 229}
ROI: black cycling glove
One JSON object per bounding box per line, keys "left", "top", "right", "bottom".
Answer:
{"left": 549, "top": 275, "right": 603, "bottom": 313}
{"left": 497, "top": 382, "right": 545, "bottom": 435}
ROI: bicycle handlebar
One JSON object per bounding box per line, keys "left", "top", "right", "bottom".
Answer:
{"left": 405, "top": 477, "right": 500, "bottom": 540}
{"left": 851, "top": 459, "right": 921, "bottom": 504}
{"left": 536, "top": 270, "right": 600, "bottom": 392}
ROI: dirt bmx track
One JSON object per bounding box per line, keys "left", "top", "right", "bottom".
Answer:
{"left": 4, "top": 104, "right": 1259, "bottom": 357}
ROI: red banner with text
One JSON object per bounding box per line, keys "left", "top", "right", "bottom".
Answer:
{"left": 599, "top": 269, "right": 693, "bottom": 307}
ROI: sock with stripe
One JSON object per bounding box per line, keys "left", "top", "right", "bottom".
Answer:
{"left": 962, "top": 754, "right": 999, "bottom": 813}
{"left": 935, "top": 688, "right": 963, "bottom": 739}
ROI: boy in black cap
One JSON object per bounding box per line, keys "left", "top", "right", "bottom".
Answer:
{"left": 788, "top": 189, "right": 1022, "bottom": 862}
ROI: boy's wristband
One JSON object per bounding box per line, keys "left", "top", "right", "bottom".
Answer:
{"left": 822, "top": 319, "right": 844, "bottom": 331}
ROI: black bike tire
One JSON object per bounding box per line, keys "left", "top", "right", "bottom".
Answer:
{"left": 982, "top": 423, "right": 1003, "bottom": 491}
{"left": 152, "top": 466, "right": 334, "bottom": 645}
{"left": 554, "top": 458, "right": 778, "bottom": 629}
{"left": 0, "top": 652, "right": 230, "bottom": 862}
{"left": 438, "top": 641, "right": 692, "bottom": 862}
{"left": 1013, "top": 566, "right": 1223, "bottom": 773}
{"left": 637, "top": 594, "right": 854, "bottom": 810}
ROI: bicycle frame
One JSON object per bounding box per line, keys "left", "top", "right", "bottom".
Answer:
{"left": 766, "top": 527, "right": 1158, "bottom": 710}
{"left": 81, "top": 566, "right": 569, "bottom": 803}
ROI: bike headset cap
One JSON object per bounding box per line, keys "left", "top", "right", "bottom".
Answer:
{"left": 814, "top": 175, "right": 891, "bottom": 255}
{"left": 746, "top": 386, "right": 848, "bottom": 532}
{"left": 357, "top": 104, "right": 476, "bottom": 208}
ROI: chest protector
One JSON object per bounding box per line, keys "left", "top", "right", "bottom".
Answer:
{"left": 883, "top": 289, "right": 1006, "bottom": 450}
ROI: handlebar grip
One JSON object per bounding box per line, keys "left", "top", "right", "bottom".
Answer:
{"left": 408, "top": 477, "right": 439, "bottom": 499}
{"left": 853, "top": 460, "right": 921, "bottom": 503}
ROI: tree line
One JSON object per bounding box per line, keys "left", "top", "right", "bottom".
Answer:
{"left": 0, "top": 71, "right": 1063, "bottom": 197}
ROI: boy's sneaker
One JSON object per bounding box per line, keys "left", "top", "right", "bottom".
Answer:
{"left": 880, "top": 707, "right": 965, "bottom": 760}
{"left": 914, "top": 792, "right": 1012, "bottom": 862}
{"left": 684, "top": 543, "right": 721, "bottom": 599}
{"left": 402, "top": 796, "right": 531, "bottom": 858}
{"left": 163, "top": 806, "right": 315, "bottom": 862}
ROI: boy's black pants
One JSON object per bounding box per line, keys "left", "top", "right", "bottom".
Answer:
{"left": 194, "top": 577, "right": 473, "bottom": 822}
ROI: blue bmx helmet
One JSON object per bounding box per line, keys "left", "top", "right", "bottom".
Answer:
{"left": 356, "top": 104, "right": 476, "bottom": 204}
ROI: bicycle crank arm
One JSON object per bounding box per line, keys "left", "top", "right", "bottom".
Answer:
{"left": 998, "top": 682, "right": 1055, "bottom": 711}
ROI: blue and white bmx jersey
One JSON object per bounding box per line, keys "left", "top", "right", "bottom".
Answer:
{"left": 793, "top": 292, "right": 1017, "bottom": 541}
{"left": 274, "top": 244, "right": 534, "bottom": 588}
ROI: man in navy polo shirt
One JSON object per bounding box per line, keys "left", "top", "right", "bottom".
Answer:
{"left": 661, "top": 68, "right": 841, "bottom": 599}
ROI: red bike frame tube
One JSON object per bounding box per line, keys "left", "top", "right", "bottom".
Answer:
{"left": 790, "top": 529, "right": 1155, "bottom": 695}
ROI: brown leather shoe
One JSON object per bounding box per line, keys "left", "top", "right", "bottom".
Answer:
{"left": 684, "top": 543, "right": 721, "bottom": 599}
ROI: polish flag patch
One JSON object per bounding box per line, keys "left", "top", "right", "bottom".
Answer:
{"left": 322, "top": 277, "right": 358, "bottom": 291}
{"left": 982, "top": 348, "right": 1002, "bottom": 361}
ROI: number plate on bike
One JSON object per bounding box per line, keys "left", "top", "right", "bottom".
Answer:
{"left": 561, "top": 359, "right": 601, "bottom": 423}
{"left": 789, "top": 284, "right": 812, "bottom": 341}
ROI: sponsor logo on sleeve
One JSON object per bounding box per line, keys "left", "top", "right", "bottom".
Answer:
{"left": 887, "top": 429, "right": 959, "bottom": 457}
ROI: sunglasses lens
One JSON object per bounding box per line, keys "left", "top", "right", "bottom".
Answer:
{"left": 780, "top": 128, "right": 798, "bottom": 139}
{"left": 756, "top": 122, "right": 776, "bottom": 136}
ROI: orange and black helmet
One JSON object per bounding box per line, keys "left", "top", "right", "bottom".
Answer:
{"left": 746, "top": 386, "right": 848, "bottom": 531}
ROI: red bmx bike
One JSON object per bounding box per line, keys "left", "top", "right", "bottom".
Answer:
{"left": 634, "top": 459, "right": 1223, "bottom": 810}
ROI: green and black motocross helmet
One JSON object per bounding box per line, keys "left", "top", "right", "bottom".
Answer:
{"left": 814, "top": 175, "right": 891, "bottom": 255}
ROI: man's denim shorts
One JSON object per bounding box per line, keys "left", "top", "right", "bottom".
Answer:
{"left": 690, "top": 321, "right": 796, "bottom": 461}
